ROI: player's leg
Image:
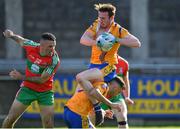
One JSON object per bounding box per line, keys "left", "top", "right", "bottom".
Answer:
{"left": 2, "top": 87, "right": 33, "bottom": 128}
{"left": 76, "top": 68, "right": 104, "bottom": 99}
{"left": 76, "top": 68, "right": 103, "bottom": 90}
{"left": 112, "top": 100, "right": 128, "bottom": 129}
{"left": 38, "top": 90, "right": 54, "bottom": 128}
{"left": 2, "top": 100, "right": 28, "bottom": 128}
{"left": 39, "top": 105, "right": 54, "bottom": 128}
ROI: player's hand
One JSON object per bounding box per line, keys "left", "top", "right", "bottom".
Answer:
{"left": 104, "top": 109, "right": 113, "bottom": 119}
{"left": 9, "top": 69, "right": 24, "bottom": 80}
{"left": 3, "top": 29, "right": 14, "bottom": 38}
{"left": 125, "top": 97, "right": 134, "bottom": 105}
{"left": 110, "top": 103, "right": 122, "bottom": 112}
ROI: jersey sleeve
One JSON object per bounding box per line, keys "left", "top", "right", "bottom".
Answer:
{"left": 86, "top": 20, "right": 98, "bottom": 35}
{"left": 44, "top": 52, "right": 60, "bottom": 75}
{"left": 23, "top": 40, "right": 40, "bottom": 50}
{"left": 119, "top": 27, "right": 130, "bottom": 38}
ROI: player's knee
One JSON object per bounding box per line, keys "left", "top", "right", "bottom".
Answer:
{"left": 42, "top": 114, "right": 54, "bottom": 128}
{"left": 76, "top": 73, "right": 85, "bottom": 83}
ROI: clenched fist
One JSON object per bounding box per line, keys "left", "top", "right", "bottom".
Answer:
{"left": 3, "top": 29, "right": 14, "bottom": 38}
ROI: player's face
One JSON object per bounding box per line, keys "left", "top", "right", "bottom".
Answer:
{"left": 98, "top": 11, "right": 113, "bottom": 28}
{"left": 40, "top": 39, "right": 56, "bottom": 56}
{"left": 108, "top": 80, "right": 123, "bottom": 97}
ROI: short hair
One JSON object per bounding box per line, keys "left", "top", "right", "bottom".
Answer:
{"left": 94, "top": 3, "right": 116, "bottom": 17}
{"left": 41, "top": 32, "right": 56, "bottom": 41}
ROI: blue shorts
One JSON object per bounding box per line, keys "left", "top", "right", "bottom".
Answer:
{"left": 63, "top": 106, "right": 92, "bottom": 128}
{"left": 89, "top": 63, "right": 116, "bottom": 82}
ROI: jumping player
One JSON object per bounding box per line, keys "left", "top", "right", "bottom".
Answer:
{"left": 78, "top": 3, "right": 141, "bottom": 103}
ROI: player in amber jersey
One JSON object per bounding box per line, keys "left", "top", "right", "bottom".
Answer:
{"left": 2, "top": 29, "right": 60, "bottom": 128}
{"left": 101, "top": 56, "right": 134, "bottom": 129}
{"left": 78, "top": 3, "right": 140, "bottom": 105}
{"left": 80, "top": 3, "right": 141, "bottom": 82}
{"left": 64, "top": 76, "right": 125, "bottom": 128}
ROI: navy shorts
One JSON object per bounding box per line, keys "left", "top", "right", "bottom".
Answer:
{"left": 63, "top": 106, "right": 92, "bottom": 128}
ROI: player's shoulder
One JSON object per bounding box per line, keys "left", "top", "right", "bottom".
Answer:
{"left": 52, "top": 51, "right": 60, "bottom": 64}
{"left": 111, "top": 22, "right": 124, "bottom": 35}
{"left": 114, "top": 22, "right": 121, "bottom": 27}
{"left": 90, "top": 19, "right": 98, "bottom": 28}
{"left": 23, "top": 40, "right": 40, "bottom": 47}
{"left": 113, "top": 22, "right": 128, "bottom": 33}
{"left": 93, "top": 19, "right": 98, "bottom": 24}
{"left": 112, "top": 22, "right": 123, "bottom": 29}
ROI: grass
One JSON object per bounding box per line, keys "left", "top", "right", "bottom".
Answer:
{"left": 97, "top": 127, "right": 180, "bottom": 129}
{"left": 5, "top": 127, "right": 180, "bottom": 129}
{"left": 91, "top": 127, "right": 178, "bottom": 129}
{"left": 10, "top": 127, "right": 179, "bottom": 129}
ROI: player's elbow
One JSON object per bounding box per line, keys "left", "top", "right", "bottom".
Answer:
{"left": 80, "top": 37, "right": 86, "bottom": 45}
{"left": 130, "top": 39, "right": 141, "bottom": 48}
{"left": 129, "top": 35, "right": 141, "bottom": 48}
{"left": 135, "top": 39, "right": 141, "bottom": 48}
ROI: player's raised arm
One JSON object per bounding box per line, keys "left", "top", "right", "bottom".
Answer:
{"left": 3, "top": 29, "right": 27, "bottom": 46}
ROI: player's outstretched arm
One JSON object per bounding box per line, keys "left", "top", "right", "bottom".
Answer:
{"left": 116, "top": 33, "right": 141, "bottom": 48}
{"left": 90, "top": 88, "right": 122, "bottom": 112}
{"left": 80, "top": 30, "right": 97, "bottom": 46}
{"left": 3, "top": 29, "right": 27, "bottom": 46}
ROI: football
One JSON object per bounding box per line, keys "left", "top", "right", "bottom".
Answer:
{"left": 96, "top": 32, "right": 116, "bottom": 52}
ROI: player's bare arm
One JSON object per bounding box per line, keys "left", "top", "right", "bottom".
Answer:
{"left": 116, "top": 33, "right": 141, "bottom": 48}
{"left": 86, "top": 86, "right": 123, "bottom": 112}
{"left": 9, "top": 69, "right": 51, "bottom": 84}
{"left": 80, "top": 30, "right": 97, "bottom": 46}
{"left": 123, "top": 71, "right": 134, "bottom": 105}
{"left": 3, "top": 29, "right": 27, "bottom": 46}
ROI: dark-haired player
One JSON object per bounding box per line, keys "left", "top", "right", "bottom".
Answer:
{"left": 2, "top": 29, "right": 60, "bottom": 128}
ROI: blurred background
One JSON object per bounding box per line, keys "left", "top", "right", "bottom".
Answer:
{"left": 0, "top": 0, "right": 180, "bottom": 128}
